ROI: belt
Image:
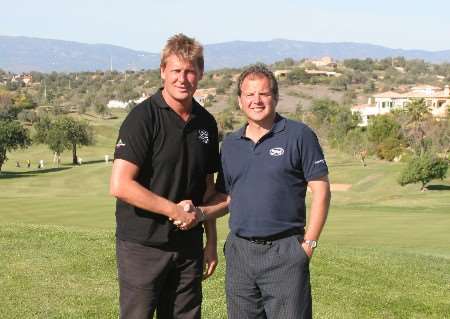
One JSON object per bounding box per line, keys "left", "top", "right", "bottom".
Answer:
{"left": 235, "top": 229, "right": 303, "bottom": 245}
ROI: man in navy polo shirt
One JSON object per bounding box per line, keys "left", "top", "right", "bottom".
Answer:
{"left": 216, "top": 64, "right": 331, "bottom": 319}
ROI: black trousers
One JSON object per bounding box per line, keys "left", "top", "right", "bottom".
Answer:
{"left": 116, "top": 239, "right": 203, "bottom": 319}
{"left": 225, "top": 233, "right": 312, "bottom": 319}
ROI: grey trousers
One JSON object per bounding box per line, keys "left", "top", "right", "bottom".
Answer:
{"left": 225, "top": 233, "right": 312, "bottom": 319}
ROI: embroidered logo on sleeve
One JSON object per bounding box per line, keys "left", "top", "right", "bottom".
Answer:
{"left": 269, "top": 147, "right": 285, "bottom": 156}
{"left": 314, "top": 159, "right": 326, "bottom": 165}
{"left": 116, "top": 139, "right": 126, "bottom": 148}
{"left": 198, "top": 130, "right": 209, "bottom": 144}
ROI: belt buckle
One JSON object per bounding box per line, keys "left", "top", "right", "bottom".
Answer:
{"left": 250, "top": 238, "right": 271, "bottom": 245}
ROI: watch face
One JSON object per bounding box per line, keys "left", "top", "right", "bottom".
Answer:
{"left": 306, "top": 240, "right": 317, "bottom": 248}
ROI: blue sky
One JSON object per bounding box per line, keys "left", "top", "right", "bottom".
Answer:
{"left": 2, "top": 0, "right": 450, "bottom": 53}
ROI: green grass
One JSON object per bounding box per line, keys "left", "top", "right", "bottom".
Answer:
{"left": 1, "top": 111, "right": 450, "bottom": 318}
{"left": 1, "top": 223, "right": 448, "bottom": 319}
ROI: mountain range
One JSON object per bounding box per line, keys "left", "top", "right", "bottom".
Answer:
{"left": 1, "top": 35, "right": 450, "bottom": 73}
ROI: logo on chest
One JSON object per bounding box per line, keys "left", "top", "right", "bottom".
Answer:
{"left": 198, "top": 129, "right": 210, "bottom": 144}
{"left": 269, "top": 147, "right": 284, "bottom": 156}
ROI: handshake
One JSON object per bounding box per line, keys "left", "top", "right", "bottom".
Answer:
{"left": 169, "top": 200, "right": 206, "bottom": 231}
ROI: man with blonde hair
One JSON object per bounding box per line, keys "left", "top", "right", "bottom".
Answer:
{"left": 110, "top": 33, "right": 221, "bottom": 319}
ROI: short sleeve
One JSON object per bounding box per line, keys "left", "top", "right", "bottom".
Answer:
{"left": 299, "top": 127, "right": 329, "bottom": 181}
{"left": 215, "top": 155, "right": 228, "bottom": 194}
{"left": 114, "top": 104, "right": 153, "bottom": 167}
{"left": 215, "top": 139, "right": 231, "bottom": 194}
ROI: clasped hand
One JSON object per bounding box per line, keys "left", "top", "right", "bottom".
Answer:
{"left": 169, "top": 200, "right": 202, "bottom": 231}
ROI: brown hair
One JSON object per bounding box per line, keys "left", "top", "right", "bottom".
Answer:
{"left": 236, "top": 64, "right": 279, "bottom": 104}
{"left": 160, "top": 33, "right": 204, "bottom": 72}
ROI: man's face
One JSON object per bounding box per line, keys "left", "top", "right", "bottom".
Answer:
{"left": 238, "top": 75, "right": 276, "bottom": 124}
{"left": 160, "top": 54, "right": 203, "bottom": 104}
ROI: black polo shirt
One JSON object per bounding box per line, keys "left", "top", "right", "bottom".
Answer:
{"left": 216, "top": 114, "right": 328, "bottom": 237}
{"left": 114, "top": 89, "right": 219, "bottom": 246}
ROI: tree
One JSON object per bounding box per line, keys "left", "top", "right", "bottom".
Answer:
{"left": 17, "top": 110, "right": 38, "bottom": 124}
{"left": 34, "top": 117, "right": 67, "bottom": 167}
{"left": 363, "top": 80, "right": 376, "bottom": 93}
{"left": 344, "top": 128, "right": 369, "bottom": 166}
{"left": 328, "top": 108, "right": 359, "bottom": 149}
{"left": 398, "top": 153, "right": 448, "bottom": 191}
{"left": 60, "top": 117, "right": 94, "bottom": 164}
{"left": 34, "top": 116, "right": 94, "bottom": 165}
{"left": 310, "top": 99, "right": 340, "bottom": 124}
{"left": 94, "top": 102, "right": 109, "bottom": 118}
{"left": 426, "top": 119, "right": 450, "bottom": 157}
{"left": 13, "top": 93, "right": 36, "bottom": 109}
{"left": 403, "top": 98, "right": 430, "bottom": 155}
{"left": 0, "top": 120, "right": 31, "bottom": 171}
{"left": 367, "top": 114, "right": 403, "bottom": 160}
{"left": 287, "top": 68, "right": 310, "bottom": 84}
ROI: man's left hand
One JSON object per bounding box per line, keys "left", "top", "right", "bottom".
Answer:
{"left": 203, "top": 240, "right": 218, "bottom": 280}
{"left": 301, "top": 242, "right": 314, "bottom": 260}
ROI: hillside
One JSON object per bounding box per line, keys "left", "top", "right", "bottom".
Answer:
{"left": 2, "top": 35, "right": 450, "bottom": 72}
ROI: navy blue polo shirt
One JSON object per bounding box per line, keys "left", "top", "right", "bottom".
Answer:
{"left": 216, "top": 114, "right": 328, "bottom": 237}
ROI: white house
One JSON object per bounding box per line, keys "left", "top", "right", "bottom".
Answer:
{"left": 107, "top": 100, "right": 128, "bottom": 109}
{"left": 352, "top": 85, "right": 450, "bottom": 126}
{"left": 107, "top": 93, "right": 150, "bottom": 109}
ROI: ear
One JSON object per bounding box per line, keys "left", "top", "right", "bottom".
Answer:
{"left": 238, "top": 97, "right": 243, "bottom": 110}
{"left": 160, "top": 66, "right": 165, "bottom": 81}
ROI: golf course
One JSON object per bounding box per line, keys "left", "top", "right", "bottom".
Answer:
{"left": 1, "top": 110, "right": 449, "bottom": 318}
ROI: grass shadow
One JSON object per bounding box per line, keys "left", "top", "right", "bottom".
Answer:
{"left": 61, "top": 159, "right": 108, "bottom": 166}
{"left": 0, "top": 167, "right": 72, "bottom": 179}
{"left": 426, "top": 184, "right": 450, "bottom": 191}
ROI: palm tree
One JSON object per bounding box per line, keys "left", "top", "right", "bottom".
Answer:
{"left": 404, "top": 98, "right": 430, "bottom": 155}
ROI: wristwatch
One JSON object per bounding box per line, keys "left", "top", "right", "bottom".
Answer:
{"left": 303, "top": 239, "right": 318, "bottom": 249}
{"left": 197, "top": 207, "right": 207, "bottom": 222}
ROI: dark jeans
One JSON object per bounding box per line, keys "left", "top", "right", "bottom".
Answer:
{"left": 225, "top": 233, "right": 312, "bottom": 319}
{"left": 116, "top": 239, "right": 203, "bottom": 319}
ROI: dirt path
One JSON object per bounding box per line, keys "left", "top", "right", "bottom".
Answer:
{"left": 330, "top": 184, "right": 352, "bottom": 191}
{"left": 308, "top": 184, "right": 352, "bottom": 192}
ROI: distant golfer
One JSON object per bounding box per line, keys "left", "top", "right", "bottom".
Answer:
{"left": 216, "top": 64, "right": 331, "bottom": 319}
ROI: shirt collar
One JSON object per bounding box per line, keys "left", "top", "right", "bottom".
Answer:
{"left": 152, "top": 87, "right": 200, "bottom": 119}
{"left": 233, "top": 113, "right": 286, "bottom": 140}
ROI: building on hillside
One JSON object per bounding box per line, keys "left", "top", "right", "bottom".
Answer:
{"left": 107, "top": 93, "right": 150, "bottom": 109}
{"left": 304, "top": 69, "right": 341, "bottom": 77}
{"left": 305, "top": 56, "right": 337, "bottom": 68}
{"left": 107, "top": 100, "right": 128, "bottom": 109}
{"left": 274, "top": 69, "right": 292, "bottom": 79}
{"left": 11, "top": 73, "right": 33, "bottom": 86}
{"left": 22, "top": 74, "right": 33, "bottom": 86}
{"left": 194, "top": 88, "right": 217, "bottom": 106}
{"left": 351, "top": 85, "right": 450, "bottom": 126}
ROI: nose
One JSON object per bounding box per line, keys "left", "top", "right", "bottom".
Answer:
{"left": 177, "top": 71, "right": 187, "bottom": 83}
{"left": 253, "top": 93, "right": 262, "bottom": 103}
